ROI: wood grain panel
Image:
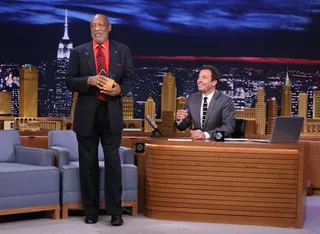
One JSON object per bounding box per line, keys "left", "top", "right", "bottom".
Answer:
{"left": 146, "top": 205, "right": 296, "bottom": 218}
{"left": 308, "top": 141, "right": 320, "bottom": 189}
{"left": 148, "top": 196, "right": 297, "bottom": 208}
{"left": 146, "top": 167, "right": 298, "bottom": 180}
{"left": 147, "top": 200, "right": 296, "bottom": 214}
{"left": 146, "top": 186, "right": 297, "bottom": 199}
{"left": 146, "top": 177, "right": 297, "bottom": 189}
{"left": 145, "top": 209, "right": 296, "bottom": 228}
{"left": 144, "top": 139, "right": 307, "bottom": 228}
{"left": 147, "top": 181, "right": 297, "bottom": 194}
{"left": 147, "top": 155, "right": 298, "bottom": 165}
{"left": 146, "top": 171, "right": 298, "bottom": 184}
{"left": 147, "top": 158, "right": 298, "bottom": 169}
{"left": 146, "top": 190, "right": 296, "bottom": 204}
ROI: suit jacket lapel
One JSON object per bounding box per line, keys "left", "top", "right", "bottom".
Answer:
{"left": 108, "top": 40, "right": 117, "bottom": 75}
{"left": 84, "top": 42, "right": 96, "bottom": 75}
{"left": 203, "top": 90, "right": 219, "bottom": 128}
{"left": 190, "top": 92, "right": 202, "bottom": 128}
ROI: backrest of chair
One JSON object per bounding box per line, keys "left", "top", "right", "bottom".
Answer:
{"left": 0, "top": 130, "right": 21, "bottom": 162}
{"left": 231, "top": 119, "right": 246, "bottom": 138}
{"left": 48, "top": 130, "right": 79, "bottom": 161}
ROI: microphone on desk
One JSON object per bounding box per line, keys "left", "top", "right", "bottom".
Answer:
{"left": 145, "top": 115, "right": 165, "bottom": 137}
{"left": 212, "top": 131, "right": 225, "bottom": 142}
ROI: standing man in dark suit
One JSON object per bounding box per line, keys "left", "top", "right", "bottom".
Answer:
{"left": 66, "top": 14, "right": 134, "bottom": 226}
{"left": 176, "top": 65, "right": 236, "bottom": 139}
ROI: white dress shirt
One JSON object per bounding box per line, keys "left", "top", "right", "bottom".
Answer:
{"left": 176, "top": 90, "right": 215, "bottom": 139}
{"left": 201, "top": 91, "right": 215, "bottom": 139}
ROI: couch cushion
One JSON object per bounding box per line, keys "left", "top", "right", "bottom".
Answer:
{"left": 0, "top": 130, "right": 21, "bottom": 163}
{"left": 0, "top": 163, "right": 59, "bottom": 198}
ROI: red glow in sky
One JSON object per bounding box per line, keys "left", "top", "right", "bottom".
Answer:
{"left": 133, "top": 56, "right": 320, "bottom": 65}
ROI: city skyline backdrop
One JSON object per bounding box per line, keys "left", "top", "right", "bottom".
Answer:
{"left": 0, "top": 1, "right": 319, "bottom": 118}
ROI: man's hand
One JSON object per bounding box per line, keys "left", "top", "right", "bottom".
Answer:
{"left": 87, "top": 75, "right": 110, "bottom": 89}
{"left": 101, "top": 82, "right": 122, "bottom": 96}
{"left": 176, "top": 109, "right": 188, "bottom": 121}
{"left": 191, "top": 130, "right": 205, "bottom": 140}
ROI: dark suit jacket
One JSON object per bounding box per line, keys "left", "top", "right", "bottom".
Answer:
{"left": 66, "top": 40, "right": 135, "bottom": 136}
{"left": 176, "top": 90, "right": 236, "bottom": 138}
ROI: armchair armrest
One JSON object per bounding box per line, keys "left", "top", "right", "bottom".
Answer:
{"left": 15, "top": 146, "right": 53, "bottom": 166}
{"left": 48, "top": 146, "right": 70, "bottom": 167}
{"left": 119, "top": 146, "right": 135, "bottom": 164}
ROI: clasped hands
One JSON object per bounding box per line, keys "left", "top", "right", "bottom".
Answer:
{"left": 88, "top": 75, "right": 121, "bottom": 96}
{"left": 176, "top": 109, "right": 205, "bottom": 140}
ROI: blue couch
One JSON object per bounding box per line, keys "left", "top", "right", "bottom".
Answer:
{"left": 48, "top": 130, "right": 138, "bottom": 219}
{"left": 0, "top": 130, "right": 60, "bottom": 219}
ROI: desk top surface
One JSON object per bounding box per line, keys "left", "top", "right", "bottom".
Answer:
{"left": 143, "top": 138, "right": 305, "bottom": 149}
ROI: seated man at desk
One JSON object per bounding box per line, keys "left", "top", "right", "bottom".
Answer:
{"left": 175, "top": 65, "right": 236, "bottom": 140}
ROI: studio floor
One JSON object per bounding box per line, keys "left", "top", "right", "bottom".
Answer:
{"left": 0, "top": 196, "right": 319, "bottom": 234}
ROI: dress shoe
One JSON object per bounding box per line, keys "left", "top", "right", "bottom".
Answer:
{"left": 110, "top": 215, "right": 124, "bottom": 226}
{"left": 84, "top": 215, "right": 98, "bottom": 224}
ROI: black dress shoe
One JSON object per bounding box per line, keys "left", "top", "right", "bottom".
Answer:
{"left": 84, "top": 215, "right": 98, "bottom": 224}
{"left": 110, "top": 215, "right": 124, "bottom": 226}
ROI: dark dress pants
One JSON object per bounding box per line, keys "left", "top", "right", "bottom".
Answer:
{"left": 76, "top": 102, "right": 122, "bottom": 216}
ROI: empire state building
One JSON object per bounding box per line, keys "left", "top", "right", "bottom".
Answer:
{"left": 281, "top": 69, "right": 292, "bottom": 116}
{"left": 53, "top": 9, "right": 73, "bottom": 117}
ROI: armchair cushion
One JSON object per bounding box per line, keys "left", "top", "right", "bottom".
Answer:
{"left": 15, "top": 146, "right": 53, "bottom": 166}
{"left": 0, "top": 163, "right": 59, "bottom": 210}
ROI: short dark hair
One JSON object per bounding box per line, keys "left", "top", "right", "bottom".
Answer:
{"left": 200, "top": 65, "right": 220, "bottom": 83}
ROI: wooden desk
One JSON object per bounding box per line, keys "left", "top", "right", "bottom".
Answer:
{"left": 144, "top": 139, "right": 308, "bottom": 228}
{"left": 301, "top": 141, "right": 320, "bottom": 195}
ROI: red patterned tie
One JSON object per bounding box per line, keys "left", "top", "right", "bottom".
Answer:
{"left": 96, "top": 45, "right": 108, "bottom": 101}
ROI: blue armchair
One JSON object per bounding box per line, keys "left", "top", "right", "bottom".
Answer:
{"left": 48, "top": 130, "right": 138, "bottom": 219}
{"left": 0, "top": 130, "right": 60, "bottom": 219}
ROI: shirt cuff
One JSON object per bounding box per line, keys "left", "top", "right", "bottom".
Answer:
{"left": 204, "top": 132, "right": 210, "bottom": 139}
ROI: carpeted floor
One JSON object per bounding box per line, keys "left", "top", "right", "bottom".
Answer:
{"left": 0, "top": 196, "right": 319, "bottom": 234}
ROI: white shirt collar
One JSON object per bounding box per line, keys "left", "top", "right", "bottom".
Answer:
{"left": 202, "top": 90, "right": 215, "bottom": 103}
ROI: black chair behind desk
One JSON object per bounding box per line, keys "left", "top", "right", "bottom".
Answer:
{"left": 231, "top": 119, "right": 246, "bottom": 138}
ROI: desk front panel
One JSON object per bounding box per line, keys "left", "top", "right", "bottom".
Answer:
{"left": 144, "top": 141, "right": 307, "bottom": 228}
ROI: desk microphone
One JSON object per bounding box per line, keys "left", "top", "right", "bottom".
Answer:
{"left": 145, "top": 115, "right": 165, "bottom": 137}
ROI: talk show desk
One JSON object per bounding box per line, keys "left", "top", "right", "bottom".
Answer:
{"left": 142, "top": 139, "right": 308, "bottom": 228}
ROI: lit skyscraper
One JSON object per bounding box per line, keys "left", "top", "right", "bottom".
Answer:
{"left": 122, "top": 97, "right": 134, "bottom": 119}
{"left": 144, "top": 97, "right": 156, "bottom": 132}
{"left": 281, "top": 69, "right": 292, "bottom": 116}
{"left": 255, "top": 88, "right": 266, "bottom": 135}
{"left": 53, "top": 9, "right": 73, "bottom": 117}
{"left": 19, "top": 64, "right": 38, "bottom": 117}
{"left": 298, "top": 93, "right": 308, "bottom": 133}
{"left": 161, "top": 72, "right": 177, "bottom": 115}
{"left": 313, "top": 91, "right": 320, "bottom": 119}
{"left": 0, "top": 92, "right": 12, "bottom": 116}
{"left": 38, "top": 62, "right": 49, "bottom": 117}
{"left": 0, "top": 63, "right": 20, "bottom": 116}
{"left": 267, "top": 97, "right": 277, "bottom": 135}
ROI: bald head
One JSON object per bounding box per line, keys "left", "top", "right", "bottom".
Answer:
{"left": 91, "top": 14, "right": 110, "bottom": 25}
{"left": 90, "top": 14, "right": 112, "bottom": 44}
